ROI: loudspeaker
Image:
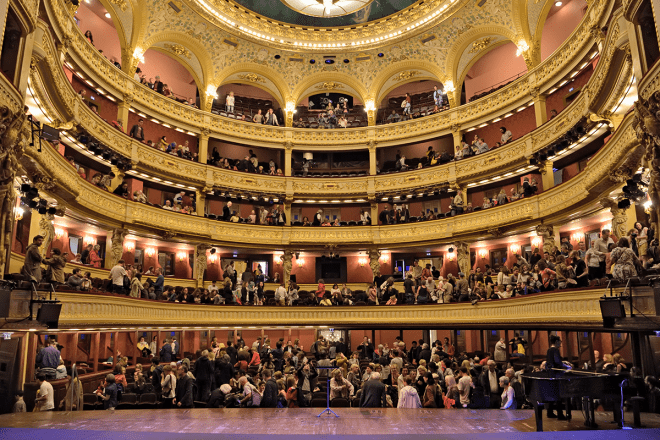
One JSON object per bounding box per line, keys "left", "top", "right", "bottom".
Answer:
{"left": 0, "top": 287, "right": 10, "bottom": 318}
{"left": 600, "top": 297, "right": 625, "bottom": 328}
{"left": 40, "top": 124, "right": 61, "bottom": 142}
{"left": 37, "top": 303, "right": 62, "bottom": 329}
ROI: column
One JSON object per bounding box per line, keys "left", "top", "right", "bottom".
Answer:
{"left": 370, "top": 200, "right": 379, "bottom": 226}
{"left": 117, "top": 95, "right": 132, "bottom": 133}
{"left": 284, "top": 198, "right": 292, "bottom": 226}
{"left": 539, "top": 160, "right": 554, "bottom": 191}
{"left": 451, "top": 124, "right": 463, "bottom": 150}
{"left": 107, "top": 228, "right": 128, "bottom": 269}
{"left": 368, "top": 140, "right": 377, "bottom": 176}
{"left": 284, "top": 142, "right": 292, "bottom": 177}
{"left": 198, "top": 129, "right": 209, "bottom": 165}
{"left": 366, "top": 101, "right": 376, "bottom": 126}
{"left": 196, "top": 187, "right": 209, "bottom": 217}
{"left": 195, "top": 244, "right": 210, "bottom": 288}
{"left": 531, "top": 88, "right": 548, "bottom": 127}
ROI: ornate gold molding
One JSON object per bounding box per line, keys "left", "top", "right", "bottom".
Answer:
{"left": 468, "top": 37, "right": 495, "bottom": 54}
{"left": 392, "top": 71, "right": 421, "bottom": 82}
{"left": 237, "top": 73, "right": 266, "bottom": 83}
{"left": 163, "top": 43, "right": 192, "bottom": 58}
{"left": 315, "top": 82, "right": 344, "bottom": 90}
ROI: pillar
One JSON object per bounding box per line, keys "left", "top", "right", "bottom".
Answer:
{"left": 539, "top": 160, "right": 554, "bottom": 191}
{"left": 370, "top": 200, "right": 379, "bottom": 226}
{"left": 198, "top": 130, "right": 209, "bottom": 165}
{"left": 284, "top": 198, "right": 292, "bottom": 226}
{"left": 284, "top": 142, "right": 292, "bottom": 177}
{"left": 117, "top": 95, "right": 132, "bottom": 133}
{"left": 368, "top": 140, "right": 377, "bottom": 176}
{"left": 451, "top": 124, "right": 463, "bottom": 150}
{"left": 532, "top": 89, "right": 548, "bottom": 126}
{"left": 196, "top": 187, "right": 209, "bottom": 217}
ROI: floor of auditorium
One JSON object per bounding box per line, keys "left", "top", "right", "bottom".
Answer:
{"left": 1, "top": 409, "right": 660, "bottom": 439}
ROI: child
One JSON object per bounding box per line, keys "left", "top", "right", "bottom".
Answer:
{"left": 12, "top": 391, "right": 26, "bottom": 413}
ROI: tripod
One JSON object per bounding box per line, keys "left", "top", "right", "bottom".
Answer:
{"left": 316, "top": 366, "right": 339, "bottom": 418}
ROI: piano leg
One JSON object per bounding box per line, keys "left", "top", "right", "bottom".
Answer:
{"left": 565, "top": 398, "right": 572, "bottom": 421}
{"left": 534, "top": 402, "right": 544, "bottom": 432}
{"left": 613, "top": 395, "right": 623, "bottom": 428}
{"left": 582, "top": 397, "right": 597, "bottom": 428}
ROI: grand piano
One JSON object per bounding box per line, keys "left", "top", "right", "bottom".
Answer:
{"left": 522, "top": 369, "right": 626, "bottom": 432}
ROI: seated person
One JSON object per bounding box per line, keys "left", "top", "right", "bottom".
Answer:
{"left": 387, "top": 110, "right": 401, "bottom": 123}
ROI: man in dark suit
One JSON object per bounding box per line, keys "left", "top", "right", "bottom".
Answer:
{"left": 222, "top": 201, "right": 232, "bottom": 221}
{"left": 336, "top": 338, "right": 346, "bottom": 357}
{"left": 379, "top": 208, "right": 390, "bottom": 225}
{"left": 418, "top": 343, "right": 432, "bottom": 364}
{"left": 545, "top": 335, "right": 566, "bottom": 419}
{"left": 174, "top": 365, "right": 194, "bottom": 408}
{"left": 478, "top": 360, "right": 503, "bottom": 408}
{"left": 260, "top": 369, "right": 279, "bottom": 407}
{"left": 160, "top": 339, "right": 173, "bottom": 363}
{"left": 358, "top": 336, "right": 374, "bottom": 359}
{"left": 226, "top": 341, "right": 238, "bottom": 365}
{"left": 360, "top": 373, "right": 387, "bottom": 407}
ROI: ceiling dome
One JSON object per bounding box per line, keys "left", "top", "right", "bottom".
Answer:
{"left": 232, "top": 0, "right": 419, "bottom": 27}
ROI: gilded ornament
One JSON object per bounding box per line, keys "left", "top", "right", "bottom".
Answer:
{"left": 238, "top": 73, "right": 266, "bottom": 83}
{"left": 392, "top": 71, "right": 421, "bottom": 82}
{"left": 315, "top": 82, "right": 344, "bottom": 90}
{"left": 468, "top": 37, "right": 494, "bottom": 54}
{"left": 109, "top": 0, "right": 128, "bottom": 12}
{"left": 164, "top": 43, "right": 192, "bottom": 59}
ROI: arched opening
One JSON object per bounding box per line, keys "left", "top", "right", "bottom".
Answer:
{"left": 463, "top": 43, "right": 527, "bottom": 103}
{"left": 140, "top": 48, "right": 199, "bottom": 104}
{"left": 74, "top": 0, "right": 123, "bottom": 67}
{"left": 214, "top": 82, "right": 282, "bottom": 122}
{"left": 539, "top": 0, "right": 588, "bottom": 62}
{"left": 377, "top": 80, "right": 444, "bottom": 125}
{"left": 295, "top": 91, "right": 364, "bottom": 128}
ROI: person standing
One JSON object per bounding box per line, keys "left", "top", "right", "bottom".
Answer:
{"left": 129, "top": 118, "right": 145, "bottom": 141}
{"left": 433, "top": 85, "right": 443, "bottom": 108}
{"left": 360, "top": 372, "right": 387, "bottom": 407}
{"left": 174, "top": 366, "right": 194, "bottom": 408}
{"left": 35, "top": 374, "right": 55, "bottom": 411}
{"left": 264, "top": 108, "right": 279, "bottom": 126}
{"left": 21, "top": 235, "right": 44, "bottom": 282}
{"left": 545, "top": 335, "right": 566, "bottom": 419}
{"left": 109, "top": 259, "right": 127, "bottom": 295}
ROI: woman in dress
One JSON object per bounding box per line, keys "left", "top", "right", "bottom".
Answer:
{"left": 635, "top": 222, "right": 648, "bottom": 261}
{"left": 610, "top": 237, "right": 640, "bottom": 281}
{"left": 499, "top": 376, "right": 516, "bottom": 409}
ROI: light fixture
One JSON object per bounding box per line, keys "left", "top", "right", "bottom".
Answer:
{"left": 54, "top": 227, "right": 64, "bottom": 239}
{"left": 358, "top": 257, "right": 368, "bottom": 267}
{"left": 84, "top": 236, "right": 96, "bottom": 246}
{"left": 516, "top": 40, "right": 529, "bottom": 57}
{"left": 447, "top": 252, "right": 456, "bottom": 262}
{"left": 444, "top": 81, "right": 455, "bottom": 93}
{"left": 555, "top": 1, "right": 562, "bottom": 6}
{"left": 105, "top": 12, "right": 111, "bottom": 19}
{"left": 531, "top": 237, "right": 543, "bottom": 249}
{"left": 478, "top": 249, "right": 488, "bottom": 260}
{"left": 379, "top": 253, "right": 389, "bottom": 263}
{"left": 285, "top": 102, "right": 297, "bottom": 114}
{"left": 280, "top": 1, "right": 373, "bottom": 18}
{"left": 14, "top": 207, "right": 24, "bottom": 221}
{"left": 177, "top": 251, "right": 187, "bottom": 262}
{"left": 146, "top": 247, "right": 156, "bottom": 258}
{"left": 297, "top": 258, "right": 305, "bottom": 268}
{"left": 570, "top": 232, "right": 583, "bottom": 243}
{"left": 509, "top": 244, "right": 520, "bottom": 254}
{"left": 364, "top": 100, "right": 376, "bottom": 112}
{"left": 124, "top": 241, "right": 135, "bottom": 252}
{"left": 132, "top": 47, "right": 145, "bottom": 64}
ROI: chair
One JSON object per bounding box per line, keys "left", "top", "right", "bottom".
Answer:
{"left": 137, "top": 392, "right": 158, "bottom": 409}
{"left": 194, "top": 400, "right": 208, "bottom": 408}
{"left": 116, "top": 393, "right": 137, "bottom": 410}
{"left": 83, "top": 393, "right": 100, "bottom": 410}
{"left": 331, "top": 397, "right": 350, "bottom": 407}
{"left": 313, "top": 391, "right": 326, "bottom": 400}
{"left": 311, "top": 398, "right": 327, "bottom": 408}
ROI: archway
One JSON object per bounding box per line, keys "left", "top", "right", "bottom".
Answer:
{"left": 539, "top": 0, "right": 588, "bottom": 62}
{"left": 463, "top": 42, "right": 528, "bottom": 103}
{"left": 140, "top": 48, "right": 199, "bottom": 104}
{"left": 74, "top": 0, "right": 124, "bottom": 66}
{"left": 215, "top": 82, "right": 282, "bottom": 120}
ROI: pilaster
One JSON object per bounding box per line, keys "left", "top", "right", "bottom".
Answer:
{"left": 198, "top": 129, "right": 209, "bottom": 165}
{"left": 539, "top": 160, "right": 555, "bottom": 191}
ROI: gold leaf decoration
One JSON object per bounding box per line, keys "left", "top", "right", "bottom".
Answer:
{"left": 315, "top": 82, "right": 344, "bottom": 90}
{"left": 392, "top": 71, "right": 421, "bottom": 82}
{"left": 238, "top": 73, "right": 266, "bottom": 83}
{"left": 109, "top": 0, "right": 128, "bottom": 12}
{"left": 164, "top": 43, "right": 192, "bottom": 59}
{"left": 468, "top": 37, "right": 494, "bottom": 54}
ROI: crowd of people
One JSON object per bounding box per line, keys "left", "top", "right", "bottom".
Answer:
{"left": 25, "top": 333, "right": 657, "bottom": 414}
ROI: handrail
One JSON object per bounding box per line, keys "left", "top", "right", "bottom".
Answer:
{"left": 29, "top": 11, "right": 629, "bottom": 195}
{"left": 42, "top": 0, "right": 613, "bottom": 148}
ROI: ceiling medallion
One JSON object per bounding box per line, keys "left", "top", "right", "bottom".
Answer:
{"left": 280, "top": 0, "right": 375, "bottom": 18}
{"left": 392, "top": 70, "right": 421, "bottom": 82}
{"left": 468, "top": 37, "right": 495, "bottom": 54}
{"left": 164, "top": 43, "right": 191, "bottom": 58}
{"left": 238, "top": 73, "right": 266, "bottom": 83}
{"left": 315, "top": 81, "right": 344, "bottom": 90}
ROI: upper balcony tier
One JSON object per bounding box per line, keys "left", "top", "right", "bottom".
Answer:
{"left": 28, "top": 8, "right": 633, "bottom": 198}
{"left": 41, "top": 0, "right": 615, "bottom": 148}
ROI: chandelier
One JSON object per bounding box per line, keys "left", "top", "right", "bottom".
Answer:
{"left": 281, "top": 0, "right": 374, "bottom": 18}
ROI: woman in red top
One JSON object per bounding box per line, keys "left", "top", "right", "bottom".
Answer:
{"left": 315, "top": 279, "right": 326, "bottom": 303}
{"left": 89, "top": 245, "right": 102, "bottom": 268}
{"left": 537, "top": 261, "right": 556, "bottom": 291}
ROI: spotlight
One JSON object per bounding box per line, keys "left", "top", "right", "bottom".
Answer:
{"left": 37, "top": 206, "right": 47, "bottom": 215}
{"left": 334, "top": 253, "right": 340, "bottom": 259}
{"left": 433, "top": 189, "right": 440, "bottom": 196}
{"left": 38, "top": 199, "right": 48, "bottom": 207}
{"left": 377, "top": 53, "right": 384, "bottom": 57}
{"left": 388, "top": 197, "right": 394, "bottom": 204}
{"left": 546, "top": 147, "right": 555, "bottom": 156}
{"left": 448, "top": 247, "right": 454, "bottom": 253}
{"left": 28, "top": 200, "right": 38, "bottom": 209}
{"left": 20, "top": 184, "right": 32, "bottom": 193}
{"left": 210, "top": 248, "right": 216, "bottom": 254}
{"left": 539, "top": 153, "right": 548, "bottom": 162}
{"left": 47, "top": 207, "right": 57, "bottom": 215}
{"left": 529, "top": 158, "right": 538, "bottom": 165}
{"left": 110, "top": 156, "right": 119, "bottom": 165}
{"left": 411, "top": 194, "right": 417, "bottom": 199}
{"left": 295, "top": 252, "right": 300, "bottom": 259}
{"left": 78, "top": 134, "right": 90, "bottom": 144}
{"left": 575, "top": 126, "right": 586, "bottom": 136}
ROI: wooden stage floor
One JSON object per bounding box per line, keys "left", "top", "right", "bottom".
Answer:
{"left": 1, "top": 408, "right": 659, "bottom": 439}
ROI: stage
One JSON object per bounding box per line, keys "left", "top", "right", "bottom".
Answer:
{"left": 1, "top": 408, "right": 659, "bottom": 439}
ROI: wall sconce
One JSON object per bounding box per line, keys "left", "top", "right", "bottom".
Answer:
{"left": 478, "top": 249, "right": 488, "bottom": 259}
{"left": 379, "top": 254, "right": 389, "bottom": 263}
{"left": 177, "top": 251, "right": 187, "bottom": 262}
{"left": 124, "top": 241, "right": 135, "bottom": 252}
{"left": 54, "top": 227, "right": 64, "bottom": 239}
{"left": 358, "top": 257, "right": 368, "bottom": 267}
{"left": 531, "top": 237, "right": 543, "bottom": 249}
{"left": 209, "top": 253, "right": 217, "bottom": 263}
{"left": 509, "top": 244, "right": 520, "bottom": 255}
{"left": 516, "top": 40, "right": 529, "bottom": 57}
{"left": 83, "top": 235, "right": 95, "bottom": 246}
{"left": 364, "top": 100, "right": 376, "bottom": 112}
{"left": 285, "top": 102, "right": 297, "bottom": 114}
{"left": 133, "top": 47, "right": 145, "bottom": 64}
{"left": 447, "top": 252, "right": 455, "bottom": 262}
{"left": 297, "top": 258, "right": 304, "bottom": 267}
{"left": 444, "top": 80, "right": 456, "bottom": 93}
{"left": 14, "top": 207, "right": 23, "bottom": 221}
{"left": 570, "top": 232, "right": 583, "bottom": 243}
{"left": 206, "top": 84, "right": 218, "bottom": 99}
{"left": 146, "top": 247, "right": 155, "bottom": 258}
